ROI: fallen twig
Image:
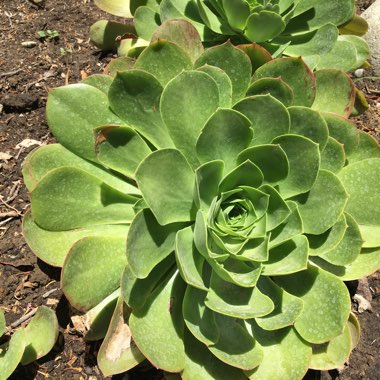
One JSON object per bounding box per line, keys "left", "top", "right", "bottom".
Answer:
{"left": 10, "top": 308, "right": 38, "bottom": 328}
{"left": 0, "top": 69, "right": 21, "bottom": 78}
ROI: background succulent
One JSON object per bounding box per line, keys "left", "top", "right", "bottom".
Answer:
{"left": 0, "top": 307, "right": 58, "bottom": 379}
{"left": 90, "top": 0, "right": 369, "bottom": 71}
{"left": 23, "top": 20, "right": 380, "bottom": 379}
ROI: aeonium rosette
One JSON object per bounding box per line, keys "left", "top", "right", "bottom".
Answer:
{"left": 22, "top": 20, "right": 380, "bottom": 379}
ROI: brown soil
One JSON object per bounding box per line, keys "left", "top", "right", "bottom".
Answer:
{"left": 0, "top": 1, "right": 379, "bottom": 379}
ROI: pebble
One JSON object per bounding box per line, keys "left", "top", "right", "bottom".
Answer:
{"left": 21, "top": 41, "right": 37, "bottom": 48}
{"left": 354, "top": 68, "right": 364, "bottom": 77}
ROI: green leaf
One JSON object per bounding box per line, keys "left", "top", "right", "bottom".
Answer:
{"left": 23, "top": 144, "right": 138, "bottom": 195}
{"left": 206, "top": 272, "right": 274, "bottom": 319}
{"left": 273, "top": 135, "right": 320, "bottom": 199}
{"left": 269, "top": 201, "right": 303, "bottom": 248}
{"left": 246, "top": 324, "right": 311, "bottom": 380}
{"left": 296, "top": 169, "right": 348, "bottom": 235}
{"left": 256, "top": 276, "right": 304, "bottom": 330}
{"left": 245, "top": 11, "right": 286, "bottom": 42}
{"left": 252, "top": 57, "right": 315, "bottom": 107}
{"left": 339, "top": 35, "right": 370, "bottom": 69}
{"left": 94, "top": 0, "right": 132, "bottom": 17}
{"left": 182, "top": 329, "right": 247, "bottom": 380}
{"left": 183, "top": 286, "right": 219, "bottom": 346}
{"left": 288, "top": 106, "right": 329, "bottom": 151}
{"left": 280, "top": 24, "right": 339, "bottom": 57}
{"left": 82, "top": 74, "right": 113, "bottom": 94}
{"left": 197, "top": 65, "right": 233, "bottom": 108}
{"left": 310, "top": 325, "right": 351, "bottom": 370}
{"left": 196, "top": 109, "right": 252, "bottom": 173}
{"left": 176, "top": 227, "right": 206, "bottom": 290}
{"left": 97, "top": 296, "right": 145, "bottom": 377}
{"left": 307, "top": 214, "right": 347, "bottom": 257}
{"left": 134, "top": 6, "right": 161, "bottom": 41}
{"left": 127, "top": 209, "right": 186, "bottom": 278}
{"left": 316, "top": 40, "right": 357, "bottom": 72}
{"left": 31, "top": 167, "right": 136, "bottom": 231}
{"left": 311, "top": 247, "right": 380, "bottom": 281}
{"left": 320, "top": 137, "right": 345, "bottom": 173}
{"left": 322, "top": 113, "right": 359, "bottom": 158}
{"left": 339, "top": 159, "right": 380, "bottom": 227}
{"left": 130, "top": 271, "right": 186, "bottom": 372}
{"left": 260, "top": 185, "right": 290, "bottom": 230}
{"left": 247, "top": 77, "right": 294, "bottom": 107}
{"left": 348, "top": 130, "right": 380, "bottom": 164}
{"left": 96, "top": 126, "right": 152, "bottom": 178}
{"left": 237, "top": 145, "right": 289, "bottom": 184}
{"left": 234, "top": 95, "right": 290, "bottom": 146}
{"left": 122, "top": 255, "right": 175, "bottom": 310}
{"left": 108, "top": 70, "right": 174, "bottom": 149}
{"left": 194, "top": 42, "right": 252, "bottom": 103}
{"left": 46, "top": 84, "right": 121, "bottom": 162}
{"left": 196, "top": 0, "right": 232, "bottom": 35}
{"left": 339, "top": 14, "right": 369, "bottom": 36}
{"left": 21, "top": 307, "right": 58, "bottom": 365}
{"left": 237, "top": 43, "right": 272, "bottom": 73}
{"left": 289, "top": 0, "right": 354, "bottom": 30}
{"left": 222, "top": 0, "right": 250, "bottom": 31}
{"left": 0, "top": 329, "right": 25, "bottom": 380}
{"left": 105, "top": 57, "right": 135, "bottom": 77}
{"left": 208, "top": 314, "right": 264, "bottom": 370}
{"left": 360, "top": 225, "right": 380, "bottom": 248}
{"left": 62, "top": 236, "right": 127, "bottom": 311}
{"left": 160, "top": 70, "right": 219, "bottom": 167}
{"left": 263, "top": 235, "right": 309, "bottom": 275}
{"left": 135, "top": 149, "right": 195, "bottom": 225}
{"left": 319, "top": 213, "right": 362, "bottom": 266}
{"left": 151, "top": 19, "right": 204, "bottom": 63}
{"left": 134, "top": 40, "right": 193, "bottom": 86}
{"left": 195, "top": 160, "right": 224, "bottom": 212}
{"left": 275, "top": 266, "right": 351, "bottom": 344}
{"left": 23, "top": 210, "right": 129, "bottom": 267}
{"left": 312, "top": 70, "right": 355, "bottom": 117}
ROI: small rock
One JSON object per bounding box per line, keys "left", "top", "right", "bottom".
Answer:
{"left": 353, "top": 294, "right": 373, "bottom": 313}
{"left": 1, "top": 93, "right": 39, "bottom": 113}
{"left": 354, "top": 68, "right": 364, "bottom": 77}
{"left": 0, "top": 152, "right": 12, "bottom": 161}
{"left": 16, "top": 139, "right": 42, "bottom": 149}
{"left": 21, "top": 41, "right": 37, "bottom": 48}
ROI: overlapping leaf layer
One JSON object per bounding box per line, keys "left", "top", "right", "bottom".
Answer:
{"left": 23, "top": 20, "right": 380, "bottom": 379}
{"left": 92, "top": 0, "right": 369, "bottom": 71}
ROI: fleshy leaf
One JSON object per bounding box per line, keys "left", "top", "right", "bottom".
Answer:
{"left": 312, "top": 70, "right": 355, "bottom": 117}
{"left": 256, "top": 276, "right": 304, "bottom": 330}
{"left": 295, "top": 169, "right": 348, "bottom": 235}
{"left": 246, "top": 324, "right": 311, "bottom": 379}
{"left": 21, "top": 307, "right": 59, "bottom": 365}
{"left": 97, "top": 296, "right": 145, "bottom": 376}
{"left": 62, "top": 236, "right": 127, "bottom": 311}
{"left": 252, "top": 57, "right": 315, "bottom": 107}
{"left": 129, "top": 271, "right": 186, "bottom": 372}
{"left": 176, "top": 226, "right": 206, "bottom": 290}
{"left": 245, "top": 11, "right": 286, "bottom": 43}
{"left": 194, "top": 42, "right": 252, "bottom": 103}
{"left": 135, "top": 149, "right": 195, "bottom": 225}
{"left": 196, "top": 109, "right": 253, "bottom": 173}
{"left": 275, "top": 266, "right": 351, "bottom": 344}
{"left": 0, "top": 330, "right": 25, "bottom": 380}
{"left": 320, "top": 137, "right": 345, "bottom": 173}
{"left": 208, "top": 314, "right": 264, "bottom": 370}
{"left": 127, "top": 209, "right": 186, "bottom": 278}
{"left": 96, "top": 125, "right": 152, "bottom": 178}
{"left": 134, "top": 40, "right": 193, "bottom": 85}
{"left": 31, "top": 167, "right": 136, "bottom": 231}
{"left": 23, "top": 210, "right": 129, "bottom": 267}
{"left": 310, "top": 325, "right": 351, "bottom": 370}
{"left": 234, "top": 95, "right": 290, "bottom": 146}
{"left": 206, "top": 272, "right": 274, "bottom": 319}
{"left": 160, "top": 70, "right": 219, "bottom": 167}
{"left": 46, "top": 84, "right": 121, "bottom": 161}
{"left": 94, "top": 0, "right": 132, "bottom": 17}
{"left": 108, "top": 70, "right": 174, "bottom": 149}
{"left": 273, "top": 135, "right": 320, "bottom": 199}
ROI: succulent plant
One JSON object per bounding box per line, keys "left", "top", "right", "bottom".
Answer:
{"left": 90, "top": 0, "right": 369, "bottom": 72}
{"left": 0, "top": 307, "right": 58, "bottom": 379}
{"left": 23, "top": 20, "right": 380, "bottom": 379}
